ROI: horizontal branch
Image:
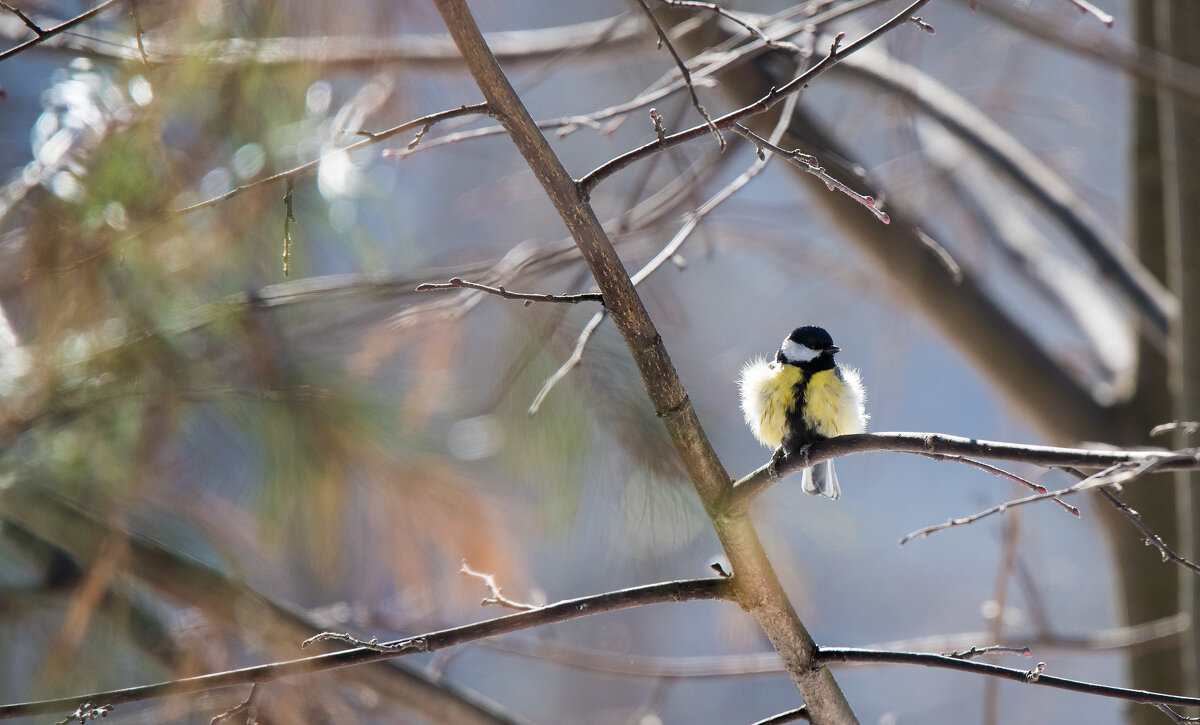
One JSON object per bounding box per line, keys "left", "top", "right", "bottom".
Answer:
{"left": 820, "top": 647, "right": 1200, "bottom": 709}
{"left": 415, "top": 277, "right": 603, "bottom": 306}
{"left": 729, "top": 432, "right": 1193, "bottom": 507}
{"left": 478, "top": 613, "right": 1186, "bottom": 679}
{"left": 0, "top": 578, "right": 732, "bottom": 720}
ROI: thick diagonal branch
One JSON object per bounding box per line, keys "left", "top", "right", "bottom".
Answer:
{"left": 429, "top": 0, "right": 857, "bottom": 721}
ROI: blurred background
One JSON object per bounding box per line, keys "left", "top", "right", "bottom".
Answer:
{"left": 0, "top": 0, "right": 1184, "bottom": 723}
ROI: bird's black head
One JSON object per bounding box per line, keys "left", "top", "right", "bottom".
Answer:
{"left": 776, "top": 325, "right": 840, "bottom": 368}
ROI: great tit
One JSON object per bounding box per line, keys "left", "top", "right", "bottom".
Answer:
{"left": 738, "top": 326, "right": 867, "bottom": 499}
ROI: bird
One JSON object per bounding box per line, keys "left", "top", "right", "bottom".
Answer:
{"left": 738, "top": 325, "right": 867, "bottom": 499}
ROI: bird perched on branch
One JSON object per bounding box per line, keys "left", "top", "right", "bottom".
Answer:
{"left": 739, "top": 326, "right": 867, "bottom": 499}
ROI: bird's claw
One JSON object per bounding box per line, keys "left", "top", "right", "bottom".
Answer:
{"left": 768, "top": 447, "right": 786, "bottom": 478}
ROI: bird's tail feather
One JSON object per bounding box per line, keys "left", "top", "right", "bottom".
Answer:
{"left": 802, "top": 461, "right": 841, "bottom": 500}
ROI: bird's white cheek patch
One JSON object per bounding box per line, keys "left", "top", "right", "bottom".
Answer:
{"left": 781, "top": 338, "right": 818, "bottom": 363}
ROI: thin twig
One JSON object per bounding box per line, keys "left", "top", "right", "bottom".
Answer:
{"left": 820, "top": 647, "right": 1200, "bottom": 709}
{"left": 1158, "top": 704, "right": 1200, "bottom": 724}
{"left": 658, "top": 0, "right": 800, "bottom": 52}
{"left": 898, "top": 459, "right": 1172, "bottom": 545}
{"left": 528, "top": 311, "right": 606, "bottom": 416}
{"left": 529, "top": 92, "right": 799, "bottom": 415}
{"left": 946, "top": 645, "right": 1031, "bottom": 660}
{"left": 1151, "top": 421, "right": 1200, "bottom": 438}
{"left": 176, "top": 103, "right": 489, "bottom": 214}
{"left": 0, "top": 0, "right": 118, "bottom": 62}
{"left": 578, "top": 0, "right": 932, "bottom": 196}
{"left": 1096, "top": 486, "right": 1200, "bottom": 575}
{"left": 916, "top": 452, "right": 1079, "bottom": 516}
{"left": 750, "top": 707, "right": 810, "bottom": 725}
{"left": 908, "top": 16, "right": 935, "bottom": 34}
{"left": 210, "top": 685, "right": 258, "bottom": 725}
{"left": 0, "top": 1, "right": 44, "bottom": 35}
{"left": 282, "top": 179, "right": 296, "bottom": 278}
{"left": 128, "top": 0, "right": 148, "bottom": 65}
{"left": 633, "top": 0, "right": 724, "bottom": 149}
{"left": 54, "top": 702, "right": 114, "bottom": 725}
{"left": 732, "top": 123, "right": 889, "bottom": 223}
{"left": 1064, "top": 0, "right": 1114, "bottom": 28}
{"left": 415, "top": 277, "right": 603, "bottom": 306}
{"left": 460, "top": 561, "right": 537, "bottom": 611}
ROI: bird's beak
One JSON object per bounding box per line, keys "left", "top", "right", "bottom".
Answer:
{"left": 826, "top": 345, "right": 841, "bottom": 354}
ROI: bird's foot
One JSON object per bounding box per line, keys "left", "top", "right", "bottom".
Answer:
{"left": 768, "top": 446, "right": 786, "bottom": 478}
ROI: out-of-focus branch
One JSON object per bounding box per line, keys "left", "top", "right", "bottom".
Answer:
{"left": 960, "top": 0, "right": 1200, "bottom": 108}
{"left": 177, "top": 103, "right": 489, "bottom": 214}
{"left": 0, "top": 11, "right": 646, "bottom": 67}
{"left": 835, "top": 47, "right": 1175, "bottom": 346}
{"left": 0, "top": 485, "right": 527, "bottom": 725}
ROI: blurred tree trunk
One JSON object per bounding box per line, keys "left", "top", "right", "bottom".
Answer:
{"left": 1108, "top": 4, "right": 1181, "bottom": 719}
{"left": 1155, "top": 0, "right": 1200, "bottom": 707}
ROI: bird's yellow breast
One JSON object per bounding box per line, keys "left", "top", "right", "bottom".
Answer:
{"left": 739, "top": 359, "right": 866, "bottom": 450}
{"left": 745, "top": 362, "right": 804, "bottom": 449}
{"left": 803, "top": 367, "right": 862, "bottom": 437}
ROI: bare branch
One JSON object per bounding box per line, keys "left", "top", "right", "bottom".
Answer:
{"left": 210, "top": 685, "right": 258, "bottom": 725}
{"left": 908, "top": 16, "right": 935, "bottom": 34}
{"left": 1096, "top": 486, "right": 1200, "bottom": 576}
{"left": 415, "top": 277, "right": 603, "bottom": 307}
{"left": 820, "top": 647, "right": 1200, "bottom": 710}
{"left": 916, "top": 453, "right": 1079, "bottom": 516}
{"left": 54, "top": 702, "right": 113, "bottom": 725}
{"left": 0, "top": 578, "right": 732, "bottom": 720}
{"left": 1064, "top": 0, "right": 1114, "bottom": 28}
{"left": 657, "top": 0, "right": 800, "bottom": 52}
{"left": 633, "top": 0, "right": 724, "bottom": 149}
{"left": 429, "top": 0, "right": 857, "bottom": 718}
{"left": 460, "top": 561, "right": 538, "bottom": 611}
{"left": 0, "top": 0, "right": 118, "bottom": 63}
{"left": 528, "top": 311, "right": 606, "bottom": 416}
{"left": 1158, "top": 704, "right": 1200, "bottom": 724}
{"left": 730, "top": 431, "right": 1190, "bottom": 507}
{"left": 0, "top": 1, "right": 44, "bottom": 36}
{"left": 750, "top": 706, "right": 810, "bottom": 725}
{"left": 577, "top": 0, "right": 933, "bottom": 196}
{"left": 731, "top": 123, "right": 889, "bottom": 223}
{"left": 282, "top": 179, "right": 296, "bottom": 278}
{"left": 946, "top": 645, "right": 1031, "bottom": 660}
{"left": 1151, "top": 421, "right": 1200, "bottom": 437}
{"left": 128, "top": 0, "right": 148, "bottom": 64}
{"left": 529, "top": 94, "right": 799, "bottom": 415}
{"left": 897, "top": 457, "right": 1180, "bottom": 545}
